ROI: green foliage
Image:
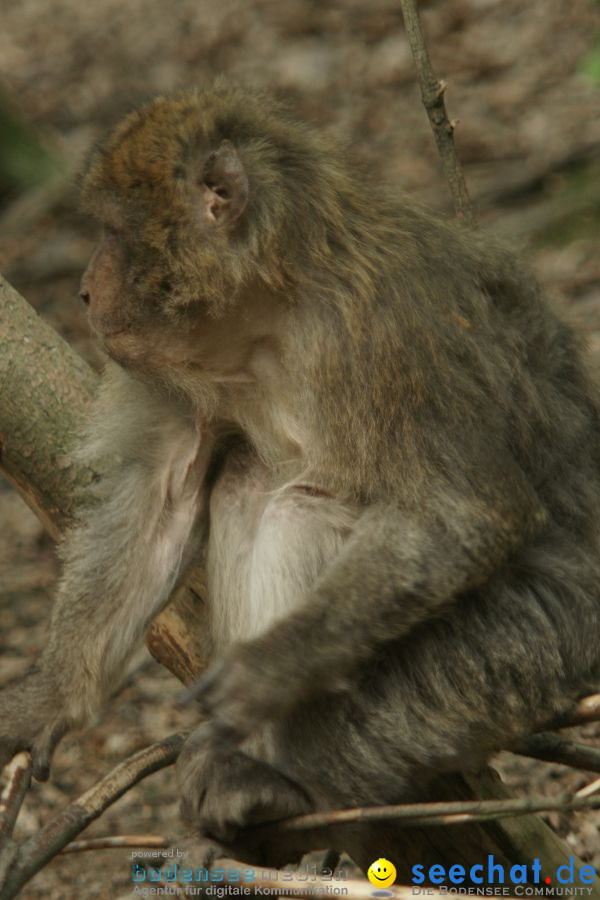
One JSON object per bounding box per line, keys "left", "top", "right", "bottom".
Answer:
{"left": 581, "top": 45, "right": 600, "bottom": 83}
{"left": 580, "top": 12, "right": 600, "bottom": 86}
{"left": 0, "top": 97, "right": 64, "bottom": 200}
{"left": 533, "top": 161, "right": 600, "bottom": 246}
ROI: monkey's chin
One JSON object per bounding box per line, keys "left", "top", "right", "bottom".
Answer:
{"left": 99, "top": 332, "right": 146, "bottom": 369}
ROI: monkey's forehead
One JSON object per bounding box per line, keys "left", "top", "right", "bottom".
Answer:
{"left": 80, "top": 84, "right": 326, "bottom": 201}
{"left": 83, "top": 95, "right": 207, "bottom": 197}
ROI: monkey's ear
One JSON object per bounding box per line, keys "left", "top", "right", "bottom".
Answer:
{"left": 201, "top": 140, "right": 249, "bottom": 228}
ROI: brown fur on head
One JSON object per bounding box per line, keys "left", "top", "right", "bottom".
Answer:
{"left": 80, "top": 81, "right": 360, "bottom": 318}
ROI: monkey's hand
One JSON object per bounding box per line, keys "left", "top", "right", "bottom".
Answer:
{"left": 177, "top": 737, "right": 312, "bottom": 866}
{"left": 179, "top": 642, "right": 321, "bottom": 751}
{"left": 0, "top": 669, "right": 72, "bottom": 781}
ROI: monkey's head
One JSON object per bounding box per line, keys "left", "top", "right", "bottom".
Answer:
{"left": 79, "top": 84, "right": 346, "bottom": 382}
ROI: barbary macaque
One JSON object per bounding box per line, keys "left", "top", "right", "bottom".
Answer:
{"left": 2, "top": 83, "right": 600, "bottom": 874}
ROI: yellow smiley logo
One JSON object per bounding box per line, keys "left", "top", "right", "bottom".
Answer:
{"left": 368, "top": 858, "right": 396, "bottom": 889}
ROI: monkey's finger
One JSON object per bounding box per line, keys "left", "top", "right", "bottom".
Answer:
{"left": 176, "top": 663, "right": 224, "bottom": 710}
{"left": 182, "top": 719, "right": 242, "bottom": 755}
{"left": 31, "top": 720, "right": 69, "bottom": 782}
{"left": 176, "top": 683, "right": 201, "bottom": 708}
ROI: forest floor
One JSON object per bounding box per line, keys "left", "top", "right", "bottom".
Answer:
{"left": 1, "top": 0, "right": 600, "bottom": 897}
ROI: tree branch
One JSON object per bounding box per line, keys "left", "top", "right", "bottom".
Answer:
{"left": 61, "top": 834, "right": 168, "bottom": 854}
{"left": 514, "top": 732, "right": 600, "bottom": 774}
{"left": 251, "top": 790, "right": 600, "bottom": 838}
{"left": 0, "top": 275, "right": 96, "bottom": 536}
{"left": 0, "top": 272, "right": 209, "bottom": 686}
{"left": 576, "top": 775, "right": 600, "bottom": 799}
{"left": 0, "top": 752, "right": 32, "bottom": 884}
{"left": 0, "top": 753, "right": 31, "bottom": 853}
{"left": 0, "top": 733, "right": 185, "bottom": 899}
{"left": 399, "top": 0, "right": 473, "bottom": 225}
{"left": 567, "top": 692, "right": 600, "bottom": 726}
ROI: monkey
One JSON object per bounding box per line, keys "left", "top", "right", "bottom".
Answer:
{"left": 1, "top": 82, "right": 600, "bottom": 877}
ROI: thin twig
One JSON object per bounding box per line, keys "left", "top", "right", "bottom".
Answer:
{"left": 515, "top": 732, "right": 600, "bottom": 774}
{"left": 61, "top": 834, "right": 168, "bottom": 854}
{"left": 0, "top": 733, "right": 185, "bottom": 900}
{"left": 0, "top": 753, "right": 32, "bottom": 890}
{"left": 566, "top": 692, "right": 600, "bottom": 726}
{"left": 0, "top": 752, "right": 32, "bottom": 851}
{"left": 576, "top": 776, "right": 600, "bottom": 799}
{"left": 399, "top": 0, "right": 473, "bottom": 225}
{"left": 251, "top": 790, "right": 600, "bottom": 838}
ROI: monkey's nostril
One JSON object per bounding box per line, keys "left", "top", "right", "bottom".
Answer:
{"left": 80, "top": 290, "right": 91, "bottom": 306}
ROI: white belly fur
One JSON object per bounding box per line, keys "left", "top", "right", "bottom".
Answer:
{"left": 207, "top": 450, "right": 358, "bottom": 652}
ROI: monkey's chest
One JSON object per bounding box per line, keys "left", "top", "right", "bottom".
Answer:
{"left": 206, "top": 452, "right": 357, "bottom": 652}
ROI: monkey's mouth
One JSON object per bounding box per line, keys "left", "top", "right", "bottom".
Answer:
{"left": 88, "top": 317, "right": 127, "bottom": 341}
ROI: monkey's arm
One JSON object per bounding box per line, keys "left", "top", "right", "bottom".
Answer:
{"left": 189, "top": 451, "right": 546, "bottom": 748}
{"left": 0, "top": 367, "right": 209, "bottom": 778}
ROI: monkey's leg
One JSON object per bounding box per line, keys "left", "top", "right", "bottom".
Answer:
{"left": 263, "top": 549, "right": 600, "bottom": 873}
{"left": 0, "top": 370, "right": 212, "bottom": 777}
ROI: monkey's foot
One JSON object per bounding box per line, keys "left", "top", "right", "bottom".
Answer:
{"left": 0, "top": 669, "right": 72, "bottom": 781}
{"left": 177, "top": 742, "right": 312, "bottom": 865}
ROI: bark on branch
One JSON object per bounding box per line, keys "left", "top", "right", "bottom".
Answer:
{"left": 0, "top": 276, "right": 96, "bottom": 536}
{"left": 0, "top": 272, "right": 209, "bottom": 684}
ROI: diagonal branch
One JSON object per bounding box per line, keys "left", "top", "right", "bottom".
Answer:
{"left": 0, "top": 272, "right": 209, "bottom": 687}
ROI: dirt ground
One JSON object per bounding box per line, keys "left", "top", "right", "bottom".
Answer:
{"left": 1, "top": 0, "right": 600, "bottom": 897}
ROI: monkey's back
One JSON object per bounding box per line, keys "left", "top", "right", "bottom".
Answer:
{"left": 286, "top": 199, "right": 600, "bottom": 554}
